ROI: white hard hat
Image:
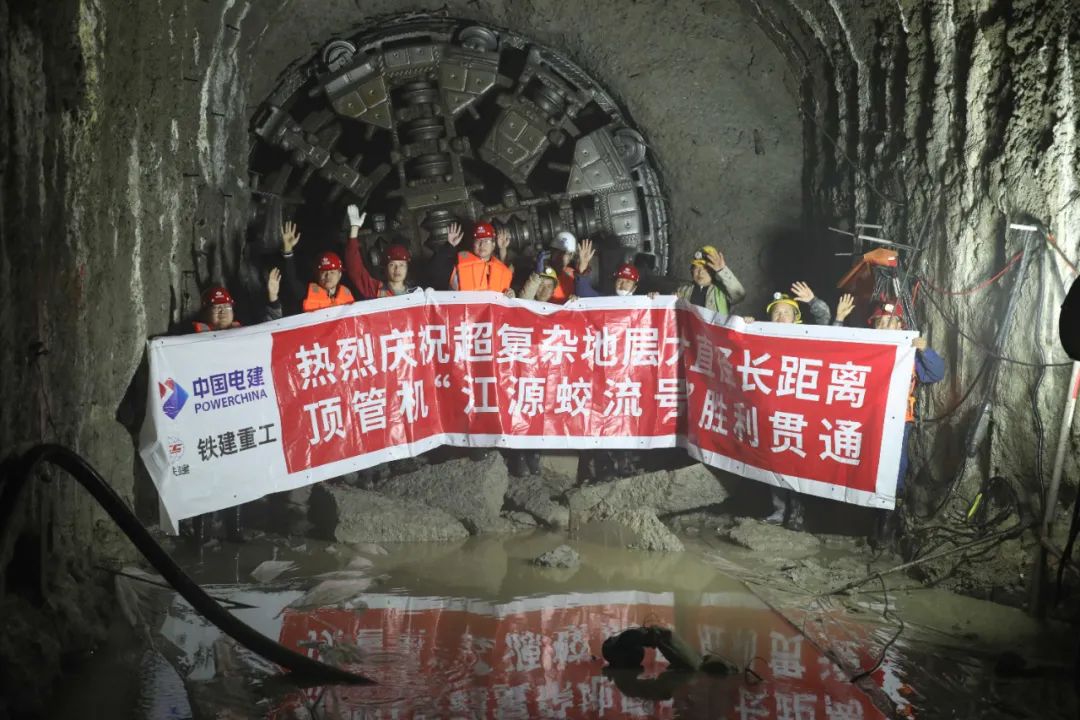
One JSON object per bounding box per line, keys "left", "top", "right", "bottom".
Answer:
{"left": 551, "top": 231, "right": 577, "bottom": 254}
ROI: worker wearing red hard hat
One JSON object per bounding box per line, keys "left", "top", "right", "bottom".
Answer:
{"left": 192, "top": 268, "right": 285, "bottom": 332}
{"left": 343, "top": 205, "right": 418, "bottom": 299}
{"left": 278, "top": 221, "right": 355, "bottom": 313}
{"left": 869, "top": 298, "right": 945, "bottom": 543}
{"left": 441, "top": 219, "right": 514, "bottom": 296}
{"left": 568, "top": 243, "right": 656, "bottom": 482}
{"left": 870, "top": 299, "right": 945, "bottom": 428}
{"left": 193, "top": 286, "right": 242, "bottom": 332}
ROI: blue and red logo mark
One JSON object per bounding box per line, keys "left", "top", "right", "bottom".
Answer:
{"left": 159, "top": 378, "right": 189, "bottom": 419}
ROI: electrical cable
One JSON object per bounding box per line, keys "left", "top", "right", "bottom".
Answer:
{"left": 916, "top": 251, "right": 1024, "bottom": 297}
{"left": 919, "top": 358, "right": 989, "bottom": 424}
{"left": 909, "top": 229, "right": 1046, "bottom": 526}
{"left": 0, "top": 444, "right": 374, "bottom": 687}
{"left": 919, "top": 289, "right": 1071, "bottom": 368}
{"left": 849, "top": 575, "right": 904, "bottom": 684}
{"left": 1045, "top": 233, "right": 1080, "bottom": 276}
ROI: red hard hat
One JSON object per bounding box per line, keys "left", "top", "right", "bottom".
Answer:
{"left": 202, "top": 286, "right": 234, "bottom": 307}
{"left": 613, "top": 263, "right": 640, "bottom": 283}
{"left": 868, "top": 301, "right": 904, "bottom": 325}
{"left": 317, "top": 251, "right": 343, "bottom": 272}
{"left": 384, "top": 244, "right": 412, "bottom": 263}
{"left": 473, "top": 222, "right": 496, "bottom": 242}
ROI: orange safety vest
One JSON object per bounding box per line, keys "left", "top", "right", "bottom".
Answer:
{"left": 302, "top": 283, "right": 355, "bottom": 312}
{"left": 906, "top": 373, "right": 917, "bottom": 422}
{"left": 452, "top": 252, "right": 512, "bottom": 292}
{"left": 192, "top": 320, "right": 240, "bottom": 333}
{"left": 549, "top": 268, "right": 576, "bottom": 302}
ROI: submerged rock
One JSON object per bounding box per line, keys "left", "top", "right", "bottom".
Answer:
{"left": 533, "top": 544, "right": 581, "bottom": 569}
{"left": 378, "top": 454, "right": 509, "bottom": 534}
{"left": 309, "top": 485, "right": 468, "bottom": 543}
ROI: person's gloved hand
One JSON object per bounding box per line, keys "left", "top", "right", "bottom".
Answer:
{"left": 347, "top": 204, "right": 366, "bottom": 229}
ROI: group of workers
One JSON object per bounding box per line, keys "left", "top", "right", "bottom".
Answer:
{"left": 191, "top": 207, "right": 943, "bottom": 532}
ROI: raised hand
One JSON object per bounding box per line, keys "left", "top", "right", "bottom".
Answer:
{"left": 447, "top": 222, "right": 464, "bottom": 248}
{"left": 577, "top": 238, "right": 596, "bottom": 274}
{"left": 790, "top": 281, "right": 815, "bottom": 303}
{"left": 496, "top": 226, "right": 511, "bottom": 260}
{"left": 267, "top": 267, "right": 281, "bottom": 303}
{"left": 281, "top": 221, "right": 301, "bottom": 253}
{"left": 347, "top": 204, "right": 366, "bottom": 230}
{"left": 705, "top": 247, "right": 726, "bottom": 272}
{"left": 836, "top": 293, "right": 855, "bottom": 322}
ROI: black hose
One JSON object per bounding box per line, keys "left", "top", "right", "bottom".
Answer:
{"left": 1, "top": 443, "right": 373, "bottom": 686}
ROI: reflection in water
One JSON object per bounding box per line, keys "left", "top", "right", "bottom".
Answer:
{"left": 121, "top": 534, "right": 914, "bottom": 719}
{"left": 116, "top": 532, "right": 1079, "bottom": 718}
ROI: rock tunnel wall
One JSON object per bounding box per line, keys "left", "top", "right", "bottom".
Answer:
{"left": 743, "top": 0, "right": 1080, "bottom": 533}
{"left": 1, "top": 0, "right": 1078, "bottom": 709}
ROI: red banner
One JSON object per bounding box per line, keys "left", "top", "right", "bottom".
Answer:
{"left": 142, "top": 292, "right": 916, "bottom": 526}
{"left": 268, "top": 295, "right": 914, "bottom": 506}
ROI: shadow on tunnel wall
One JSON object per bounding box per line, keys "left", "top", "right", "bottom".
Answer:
{"left": 752, "top": 224, "right": 847, "bottom": 311}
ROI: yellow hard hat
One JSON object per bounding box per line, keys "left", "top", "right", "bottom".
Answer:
{"left": 766, "top": 292, "right": 803, "bottom": 323}
{"left": 538, "top": 267, "right": 559, "bottom": 283}
{"left": 691, "top": 245, "right": 718, "bottom": 267}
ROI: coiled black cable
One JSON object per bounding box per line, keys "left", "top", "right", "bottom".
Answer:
{"left": 0, "top": 443, "right": 373, "bottom": 687}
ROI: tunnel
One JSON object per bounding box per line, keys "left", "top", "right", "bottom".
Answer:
{"left": 1, "top": 0, "right": 1079, "bottom": 716}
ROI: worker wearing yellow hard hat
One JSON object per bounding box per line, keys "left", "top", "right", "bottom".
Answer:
{"left": 675, "top": 245, "right": 745, "bottom": 315}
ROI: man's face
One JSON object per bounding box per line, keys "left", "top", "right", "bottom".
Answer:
{"left": 769, "top": 304, "right": 797, "bottom": 323}
{"left": 206, "top": 303, "right": 234, "bottom": 330}
{"left": 614, "top": 278, "right": 638, "bottom": 295}
{"left": 474, "top": 237, "right": 495, "bottom": 260}
{"left": 318, "top": 269, "right": 342, "bottom": 293}
{"left": 873, "top": 315, "right": 903, "bottom": 330}
{"left": 551, "top": 250, "right": 569, "bottom": 270}
{"left": 691, "top": 264, "right": 712, "bottom": 286}
{"left": 536, "top": 277, "right": 557, "bottom": 302}
{"left": 386, "top": 260, "right": 408, "bottom": 285}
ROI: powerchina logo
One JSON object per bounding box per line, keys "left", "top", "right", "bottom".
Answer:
{"left": 190, "top": 366, "right": 268, "bottom": 414}
{"left": 159, "top": 379, "right": 189, "bottom": 420}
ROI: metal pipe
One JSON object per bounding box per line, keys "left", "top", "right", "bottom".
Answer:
{"left": 1043, "top": 362, "right": 1080, "bottom": 537}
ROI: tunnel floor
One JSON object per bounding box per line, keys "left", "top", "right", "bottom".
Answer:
{"left": 50, "top": 530, "right": 1079, "bottom": 719}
